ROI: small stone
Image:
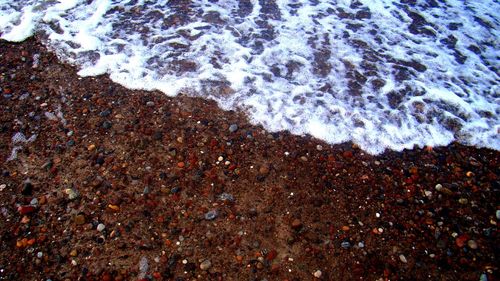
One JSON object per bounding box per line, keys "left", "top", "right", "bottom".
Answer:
{"left": 313, "top": 270, "right": 322, "bottom": 278}
{"left": 218, "top": 193, "right": 234, "bottom": 202}
{"left": 36, "top": 252, "right": 43, "bottom": 258}
{"left": 204, "top": 210, "right": 218, "bottom": 220}
{"left": 424, "top": 190, "right": 432, "bottom": 198}
{"left": 74, "top": 214, "right": 86, "bottom": 225}
{"left": 316, "top": 145, "right": 323, "bottom": 151}
{"left": 146, "top": 101, "right": 155, "bottom": 107}
{"left": 143, "top": 186, "right": 151, "bottom": 195}
{"left": 21, "top": 181, "right": 33, "bottom": 196}
{"left": 467, "top": 240, "right": 478, "bottom": 249}
{"left": 99, "top": 109, "right": 111, "bottom": 117}
{"left": 341, "top": 241, "right": 351, "bottom": 249}
{"left": 102, "top": 121, "right": 112, "bottom": 129}
{"left": 18, "top": 205, "right": 36, "bottom": 215}
{"left": 0, "top": 184, "right": 6, "bottom": 191}
{"left": 30, "top": 198, "right": 38, "bottom": 206}
{"left": 291, "top": 219, "right": 302, "bottom": 230}
{"left": 229, "top": 124, "right": 238, "bottom": 133}
{"left": 458, "top": 198, "right": 468, "bottom": 204}
{"left": 497, "top": 210, "right": 500, "bottom": 220}
{"left": 200, "top": 260, "right": 211, "bottom": 270}
{"left": 300, "top": 156, "right": 308, "bottom": 162}
{"left": 258, "top": 164, "right": 270, "bottom": 175}
{"left": 399, "top": 254, "right": 408, "bottom": 263}
{"left": 87, "top": 144, "right": 96, "bottom": 151}
{"left": 97, "top": 223, "right": 106, "bottom": 232}
{"left": 455, "top": 234, "right": 468, "bottom": 247}
{"left": 65, "top": 188, "right": 79, "bottom": 200}
{"left": 70, "top": 249, "right": 78, "bottom": 257}
{"left": 435, "top": 184, "right": 442, "bottom": 191}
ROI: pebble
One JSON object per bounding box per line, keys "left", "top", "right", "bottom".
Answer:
{"left": 30, "top": 198, "right": 38, "bottom": 206}
{"left": 399, "top": 254, "right": 408, "bottom": 263}
{"left": 341, "top": 241, "right": 351, "bottom": 249}
{"left": 199, "top": 260, "right": 211, "bottom": 270}
{"left": 435, "top": 184, "right": 443, "bottom": 191}
{"left": 102, "top": 121, "right": 112, "bottom": 129}
{"left": 313, "top": 270, "right": 322, "bottom": 278}
{"left": 467, "top": 240, "right": 478, "bottom": 249}
{"left": 36, "top": 252, "right": 43, "bottom": 258}
{"left": 99, "top": 109, "right": 111, "bottom": 117}
{"left": 496, "top": 210, "right": 500, "bottom": 220}
{"left": 229, "top": 124, "right": 238, "bottom": 132}
{"left": 316, "top": 145, "right": 323, "bottom": 151}
{"left": 0, "top": 184, "right": 6, "bottom": 191}
{"left": 204, "top": 210, "right": 218, "bottom": 220}
{"left": 65, "top": 188, "right": 79, "bottom": 200}
{"left": 259, "top": 164, "right": 270, "bottom": 175}
{"left": 87, "top": 144, "right": 96, "bottom": 151}
{"left": 146, "top": 101, "right": 155, "bottom": 107}
{"left": 97, "top": 223, "right": 106, "bottom": 232}
{"left": 74, "top": 214, "right": 86, "bottom": 225}
{"left": 291, "top": 219, "right": 303, "bottom": 230}
{"left": 21, "top": 181, "right": 33, "bottom": 196}
{"left": 218, "top": 193, "right": 234, "bottom": 202}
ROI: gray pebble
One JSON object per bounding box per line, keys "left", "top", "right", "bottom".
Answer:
{"left": 229, "top": 124, "right": 238, "bottom": 133}
{"left": 341, "top": 241, "right": 351, "bottom": 249}
{"left": 204, "top": 210, "right": 218, "bottom": 220}
{"left": 99, "top": 109, "right": 111, "bottom": 117}
{"left": 97, "top": 223, "right": 106, "bottom": 232}
{"left": 200, "top": 260, "right": 211, "bottom": 270}
{"left": 102, "top": 121, "right": 112, "bottom": 129}
{"left": 218, "top": 193, "right": 234, "bottom": 202}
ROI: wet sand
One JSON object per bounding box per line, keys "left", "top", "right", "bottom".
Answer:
{"left": 0, "top": 38, "right": 498, "bottom": 280}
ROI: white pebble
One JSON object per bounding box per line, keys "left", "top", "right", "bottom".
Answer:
{"left": 97, "top": 223, "right": 105, "bottom": 232}
{"left": 0, "top": 184, "right": 6, "bottom": 191}
{"left": 399, "top": 254, "right": 408, "bottom": 263}
{"left": 313, "top": 270, "right": 322, "bottom": 278}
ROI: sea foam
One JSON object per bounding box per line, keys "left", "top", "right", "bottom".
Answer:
{"left": 0, "top": 0, "right": 498, "bottom": 154}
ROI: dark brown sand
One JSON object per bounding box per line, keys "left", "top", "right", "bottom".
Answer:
{"left": 0, "top": 38, "right": 498, "bottom": 281}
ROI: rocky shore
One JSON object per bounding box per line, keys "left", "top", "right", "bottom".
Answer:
{"left": 0, "top": 38, "right": 498, "bottom": 280}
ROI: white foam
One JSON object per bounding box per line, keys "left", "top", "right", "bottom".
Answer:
{"left": 0, "top": 0, "right": 498, "bottom": 154}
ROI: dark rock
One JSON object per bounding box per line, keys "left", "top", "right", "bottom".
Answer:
{"left": 21, "top": 181, "right": 33, "bottom": 196}
{"left": 99, "top": 109, "right": 112, "bottom": 117}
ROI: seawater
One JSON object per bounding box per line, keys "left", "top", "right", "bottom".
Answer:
{"left": 0, "top": 0, "right": 498, "bottom": 154}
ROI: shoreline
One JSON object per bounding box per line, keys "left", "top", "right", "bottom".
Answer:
{"left": 0, "top": 38, "right": 498, "bottom": 280}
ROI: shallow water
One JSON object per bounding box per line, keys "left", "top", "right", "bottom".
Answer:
{"left": 0, "top": 0, "right": 498, "bottom": 154}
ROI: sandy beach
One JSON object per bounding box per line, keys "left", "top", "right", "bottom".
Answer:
{"left": 0, "top": 38, "right": 498, "bottom": 280}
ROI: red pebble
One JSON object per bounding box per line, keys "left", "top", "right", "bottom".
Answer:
{"left": 455, "top": 234, "right": 469, "bottom": 248}
{"left": 18, "top": 206, "right": 36, "bottom": 215}
{"left": 266, "top": 249, "right": 278, "bottom": 261}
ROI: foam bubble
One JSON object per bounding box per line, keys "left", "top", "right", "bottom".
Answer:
{"left": 0, "top": 0, "right": 498, "bottom": 154}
